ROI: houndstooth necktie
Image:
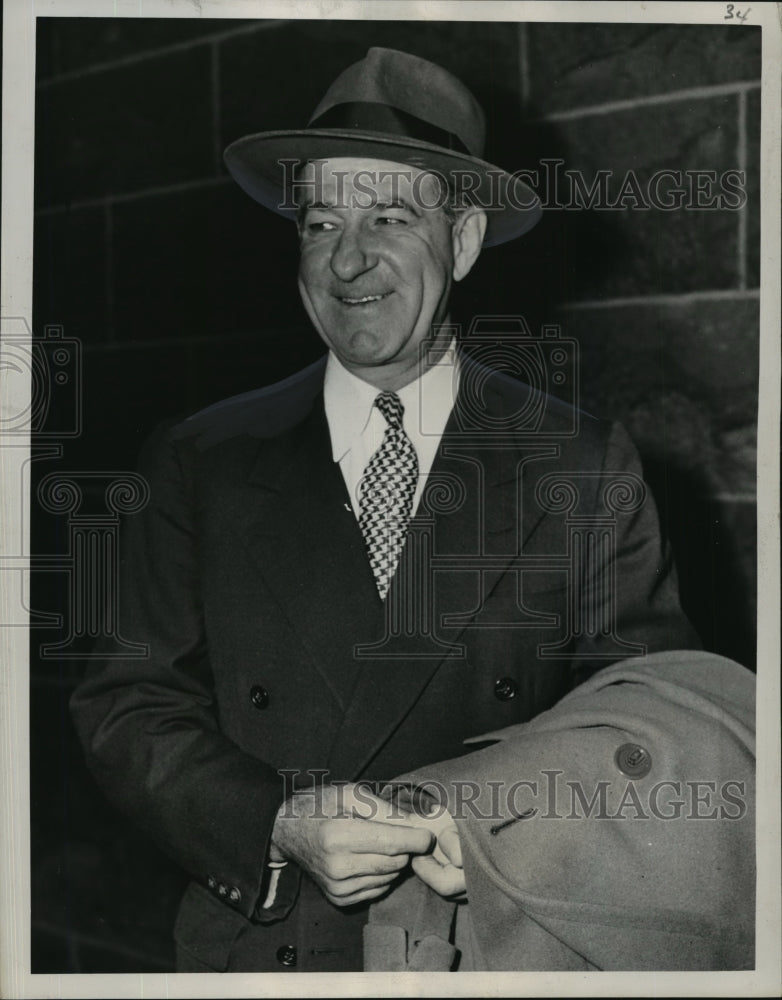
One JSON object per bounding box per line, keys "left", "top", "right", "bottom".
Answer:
{"left": 358, "top": 392, "right": 419, "bottom": 599}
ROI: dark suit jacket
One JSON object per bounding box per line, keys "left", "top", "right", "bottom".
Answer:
{"left": 364, "top": 650, "right": 755, "bottom": 972}
{"left": 70, "top": 353, "right": 699, "bottom": 972}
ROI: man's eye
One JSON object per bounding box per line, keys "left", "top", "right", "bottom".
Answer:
{"left": 306, "top": 220, "right": 337, "bottom": 233}
{"left": 375, "top": 215, "right": 406, "bottom": 226}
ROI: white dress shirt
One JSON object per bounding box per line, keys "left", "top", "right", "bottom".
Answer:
{"left": 323, "top": 342, "right": 461, "bottom": 519}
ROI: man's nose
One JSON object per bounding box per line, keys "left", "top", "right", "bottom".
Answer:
{"left": 329, "top": 225, "right": 377, "bottom": 281}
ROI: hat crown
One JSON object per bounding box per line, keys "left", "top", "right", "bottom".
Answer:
{"left": 308, "top": 47, "right": 486, "bottom": 158}
{"left": 223, "top": 46, "right": 542, "bottom": 246}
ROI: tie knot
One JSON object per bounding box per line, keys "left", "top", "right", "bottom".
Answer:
{"left": 375, "top": 392, "right": 404, "bottom": 430}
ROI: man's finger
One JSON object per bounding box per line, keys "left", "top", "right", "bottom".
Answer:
{"left": 324, "top": 883, "right": 393, "bottom": 908}
{"left": 321, "top": 852, "right": 410, "bottom": 881}
{"left": 332, "top": 817, "right": 434, "bottom": 856}
{"left": 392, "top": 808, "right": 459, "bottom": 865}
{"left": 438, "top": 827, "right": 463, "bottom": 868}
{"left": 322, "top": 870, "right": 400, "bottom": 898}
{"left": 411, "top": 854, "right": 467, "bottom": 897}
{"left": 344, "top": 786, "right": 420, "bottom": 823}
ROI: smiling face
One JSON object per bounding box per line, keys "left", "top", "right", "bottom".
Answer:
{"left": 296, "top": 157, "right": 485, "bottom": 390}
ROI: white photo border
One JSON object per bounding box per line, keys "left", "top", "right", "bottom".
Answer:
{"left": 1, "top": 1, "right": 779, "bottom": 996}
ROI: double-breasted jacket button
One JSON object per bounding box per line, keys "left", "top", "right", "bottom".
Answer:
{"left": 250, "top": 685, "right": 269, "bottom": 710}
{"left": 206, "top": 875, "right": 216, "bottom": 890}
{"left": 228, "top": 886, "right": 241, "bottom": 904}
{"left": 494, "top": 676, "right": 518, "bottom": 701}
{"left": 217, "top": 882, "right": 228, "bottom": 898}
{"left": 276, "top": 944, "right": 297, "bottom": 967}
{"left": 615, "top": 742, "right": 652, "bottom": 779}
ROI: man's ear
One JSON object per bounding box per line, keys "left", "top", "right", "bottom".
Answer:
{"left": 451, "top": 209, "right": 487, "bottom": 282}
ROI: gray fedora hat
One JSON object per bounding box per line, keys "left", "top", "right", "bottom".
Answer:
{"left": 223, "top": 47, "right": 541, "bottom": 247}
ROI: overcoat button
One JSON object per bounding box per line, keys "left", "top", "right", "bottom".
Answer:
{"left": 494, "top": 677, "right": 518, "bottom": 701}
{"left": 229, "top": 886, "right": 241, "bottom": 904}
{"left": 250, "top": 685, "right": 269, "bottom": 709}
{"left": 217, "top": 882, "right": 228, "bottom": 897}
{"left": 207, "top": 875, "right": 216, "bottom": 890}
{"left": 615, "top": 742, "right": 652, "bottom": 779}
{"left": 276, "top": 944, "right": 297, "bottom": 967}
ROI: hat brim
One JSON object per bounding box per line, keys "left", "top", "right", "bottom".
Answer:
{"left": 223, "top": 129, "right": 541, "bottom": 247}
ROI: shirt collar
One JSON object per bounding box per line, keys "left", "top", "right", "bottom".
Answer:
{"left": 324, "top": 354, "right": 380, "bottom": 462}
{"left": 324, "top": 343, "right": 460, "bottom": 462}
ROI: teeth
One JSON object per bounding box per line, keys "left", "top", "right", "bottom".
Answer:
{"left": 341, "top": 294, "right": 385, "bottom": 304}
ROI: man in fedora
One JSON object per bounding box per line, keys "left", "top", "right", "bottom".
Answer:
{"left": 70, "top": 47, "right": 699, "bottom": 973}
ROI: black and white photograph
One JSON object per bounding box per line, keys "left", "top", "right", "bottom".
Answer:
{"left": 1, "top": 1, "right": 780, "bottom": 996}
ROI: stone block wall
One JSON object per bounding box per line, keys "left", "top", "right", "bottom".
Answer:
{"left": 30, "top": 16, "right": 760, "bottom": 972}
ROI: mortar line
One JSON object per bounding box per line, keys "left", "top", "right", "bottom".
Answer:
{"left": 31, "top": 917, "right": 174, "bottom": 969}
{"left": 103, "top": 202, "right": 115, "bottom": 343}
{"left": 211, "top": 41, "right": 222, "bottom": 177}
{"left": 518, "top": 22, "right": 531, "bottom": 112}
{"left": 561, "top": 289, "right": 760, "bottom": 310}
{"left": 35, "top": 175, "right": 232, "bottom": 217}
{"left": 36, "top": 19, "right": 284, "bottom": 87}
{"left": 737, "top": 89, "right": 748, "bottom": 290}
{"left": 82, "top": 330, "right": 291, "bottom": 353}
{"left": 711, "top": 493, "right": 757, "bottom": 504}
{"left": 535, "top": 80, "right": 761, "bottom": 123}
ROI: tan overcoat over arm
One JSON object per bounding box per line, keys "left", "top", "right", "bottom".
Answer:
{"left": 365, "top": 650, "right": 755, "bottom": 972}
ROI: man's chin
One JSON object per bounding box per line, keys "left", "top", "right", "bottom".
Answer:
{"left": 330, "top": 329, "right": 400, "bottom": 368}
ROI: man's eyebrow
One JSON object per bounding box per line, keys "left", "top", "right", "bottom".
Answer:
{"left": 375, "top": 198, "right": 421, "bottom": 216}
{"left": 300, "top": 200, "right": 333, "bottom": 212}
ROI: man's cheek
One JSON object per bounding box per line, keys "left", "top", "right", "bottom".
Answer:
{"left": 297, "top": 282, "right": 329, "bottom": 339}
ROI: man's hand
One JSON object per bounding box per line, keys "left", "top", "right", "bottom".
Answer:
{"left": 269, "top": 783, "right": 434, "bottom": 907}
{"left": 375, "top": 786, "right": 467, "bottom": 898}
{"left": 401, "top": 804, "right": 466, "bottom": 898}
{"left": 410, "top": 816, "right": 465, "bottom": 897}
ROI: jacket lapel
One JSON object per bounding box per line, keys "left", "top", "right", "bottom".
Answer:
{"left": 327, "top": 362, "right": 558, "bottom": 779}
{"left": 238, "top": 396, "right": 386, "bottom": 712}
{"left": 234, "top": 358, "right": 559, "bottom": 779}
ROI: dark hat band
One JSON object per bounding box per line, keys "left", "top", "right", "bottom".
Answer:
{"left": 308, "top": 101, "right": 472, "bottom": 157}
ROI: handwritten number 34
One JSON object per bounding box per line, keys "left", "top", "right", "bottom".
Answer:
{"left": 725, "top": 4, "right": 751, "bottom": 21}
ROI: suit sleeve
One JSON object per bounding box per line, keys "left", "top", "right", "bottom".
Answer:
{"left": 567, "top": 419, "right": 701, "bottom": 681}
{"left": 69, "top": 423, "right": 292, "bottom": 922}
{"left": 368, "top": 651, "right": 755, "bottom": 971}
